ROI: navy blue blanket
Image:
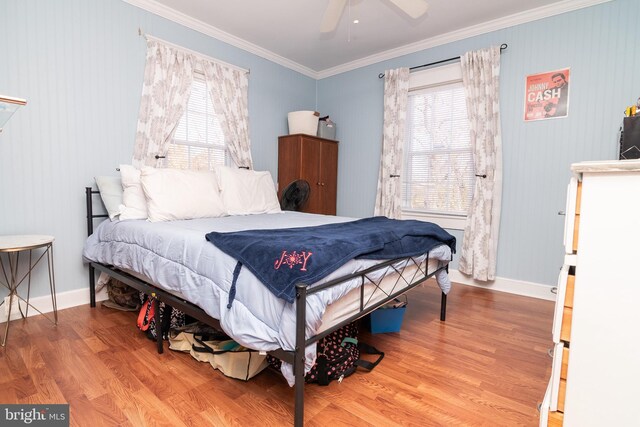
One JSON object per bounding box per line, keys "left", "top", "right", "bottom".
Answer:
{"left": 205, "top": 216, "right": 455, "bottom": 305}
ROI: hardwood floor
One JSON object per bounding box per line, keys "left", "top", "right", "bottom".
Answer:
{"left": 0, "top": 281, "right": 554, "bottom": 426}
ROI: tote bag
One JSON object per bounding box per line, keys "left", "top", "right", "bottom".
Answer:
{"left": 169, "top": 331, "right": 268, "bottom": 381}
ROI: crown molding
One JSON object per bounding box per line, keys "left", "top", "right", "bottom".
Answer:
{"left": 317, "top": 0, "right": 613, "bottom": 79}
{"left": 123, "top": 0, "right": 319, "bottom": 79}
{"left": 124, "top": 0, "right": 611, "bottom": 81}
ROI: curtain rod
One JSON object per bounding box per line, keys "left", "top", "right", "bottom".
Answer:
{"left": 378, "top": 43, "right": 507, "bottom": 79}
{"left": 138, "top": 28, "right": 250, "bottom": 75}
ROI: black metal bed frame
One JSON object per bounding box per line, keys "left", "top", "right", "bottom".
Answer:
{"left": 85, "top": 187, "right": 449, "bottom": 426}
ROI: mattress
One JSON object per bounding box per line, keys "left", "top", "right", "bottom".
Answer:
{"left": 83, "top": 211, "right": 451, "bottom": 384}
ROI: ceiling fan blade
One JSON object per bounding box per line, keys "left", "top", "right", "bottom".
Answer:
{"left": 388, "top": 0, "right": 429, "bottom": 19}
{"left": 320, "top": 0, "right": 348, "bottom": 33}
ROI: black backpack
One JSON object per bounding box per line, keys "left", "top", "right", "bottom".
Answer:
{"left": 268, "top": 322, "right": 384, "bottom": 385}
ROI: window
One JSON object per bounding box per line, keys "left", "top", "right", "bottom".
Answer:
{"left": 401, "top": 63, "right": 474, "bottom": 230}
{"left": 165, "top": 72, "right": 227, "bottom": 170}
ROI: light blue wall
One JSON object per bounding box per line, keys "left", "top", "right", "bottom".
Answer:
{"left": 2, "top": 0, "right": 637, "bottom": 298}
{"left": 0, "top": 0, "right": 316, "bottom": 297}
{"left": 317, "top": 0, "right": 640, "bottom": 287}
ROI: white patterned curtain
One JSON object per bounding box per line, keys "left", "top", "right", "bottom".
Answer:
{"left": 374, "top": 67, "right": 410, "bottom": 218}
{"left": 132, "top": 40, "right": 195, "bottom": 168}
{"left": 202, "top": 62, "right": 253, "bottom": 169}
{"left": 458, "top": 46, "right": 503, "bottom": 281}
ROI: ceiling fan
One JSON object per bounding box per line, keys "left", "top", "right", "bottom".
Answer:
{"left": 320, "top": 0, "right": 429, "bottom": 33}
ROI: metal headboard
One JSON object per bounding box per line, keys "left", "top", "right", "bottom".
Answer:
{"left": 85, "top": 187, "right": 108, "bottom": 236}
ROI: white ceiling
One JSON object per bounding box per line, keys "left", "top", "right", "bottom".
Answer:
{"left": 127, "top": 0, "right": 610, "bottom": 78}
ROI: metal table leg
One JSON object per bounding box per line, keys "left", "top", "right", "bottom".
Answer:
{"left": 0, "top": 241, "right": 58, "bottom": 347}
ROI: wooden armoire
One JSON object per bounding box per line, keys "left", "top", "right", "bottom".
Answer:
{"left": 277, "top": 134, "right": 338, "bottom": 215}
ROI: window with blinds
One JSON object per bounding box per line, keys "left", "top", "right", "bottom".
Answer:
{"left": 402, "top": 78, "right": 474, "bottom": 223}
{"left": 165, "top": 74, "right": 227, "bottom": 170}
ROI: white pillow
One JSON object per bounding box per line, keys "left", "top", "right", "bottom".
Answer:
{"left": 94, "top": 176, "right": 123, "bottom": 220}
{"left": 216, "top": 166, "right": 282, "bottom": 215}
{"left": 118, "top": 164, "right": 148, "bottom": 220}
{"left": 140, "top": 166, "right": 226, "bottom": 222}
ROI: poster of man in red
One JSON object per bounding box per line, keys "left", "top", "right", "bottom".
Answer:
{"left": 524, "top": 68, "right": 570, "bottom": 121}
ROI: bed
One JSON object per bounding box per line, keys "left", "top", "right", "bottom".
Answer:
{"left": 83, "top": 186, "right": 454, "bottom": 426}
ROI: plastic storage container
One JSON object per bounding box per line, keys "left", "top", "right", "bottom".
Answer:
{"left": 288, "top": 111, "right": 319, "bottom": 136}
{"left": 318, "top": 119, "right": 337, "bottom": 140}
{"left": 367, "top": 298, "right": 407, "bottom": 334}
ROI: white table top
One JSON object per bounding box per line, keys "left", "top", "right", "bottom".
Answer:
{"left": 0, "top": 235, "right": 55, "bottom": 252}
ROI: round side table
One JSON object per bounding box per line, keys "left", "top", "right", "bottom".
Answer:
{"left": 0, "top": 235, "right": 58, "bottom": 346}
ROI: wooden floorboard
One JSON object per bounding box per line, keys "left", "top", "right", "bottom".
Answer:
{"left": 0, "top": 280, "right": 554, "bottom": 426}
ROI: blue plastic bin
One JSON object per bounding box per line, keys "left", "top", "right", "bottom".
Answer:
{"left": 368, "top": 305, "right": 406, "bottom": 334}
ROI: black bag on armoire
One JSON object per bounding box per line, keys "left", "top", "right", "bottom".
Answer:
{"left": 619, "top": 116, "right": 640, "bottom": 159}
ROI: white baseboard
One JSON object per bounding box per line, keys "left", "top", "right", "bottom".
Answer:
{"left": 1, "top": 286, "right": 109, "bottom": 324}
{"left": 448, "top": 269, "right": 556, "bottom": 301}
{"left": 0, "top": 269, "right": 553, "bottom": 323}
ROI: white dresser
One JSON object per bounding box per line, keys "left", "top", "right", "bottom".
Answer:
{"left": 540, "top": 160, "right": 640, "bottom": 426}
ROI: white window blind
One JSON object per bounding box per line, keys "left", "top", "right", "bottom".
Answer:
{"left": 402, "top": 79, "right": 474, "bottom": 220}
{"left": 165, "top": 74, "right": 226, "bottom": 170}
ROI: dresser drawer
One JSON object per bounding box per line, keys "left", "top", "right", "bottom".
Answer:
{"left": 572, "top": 213, "right": 580, "bottom": 252}
{"left": 548, "top": 411, "right": 564, "bottom": 426}
{"left": 552, "top": 266, "right": 575, "bottom": 343}
{"left": 560, "top": 307, "right": 572, "bottom": 342}
{"left": 560, "top": 346, "right": 569, "bottom": 380}
{"left": 563, "top": 178, "right": 580, "bottom": 254}
{"left": 564, "top": 274, "right": 575, "bottom": 309}
{"left": 539, "top": 382, "right": 552, "bottom": 427}
{"left": 552, "top": 266, "right": 569, "bottom": 343}
{"left": 550, "top": 343, "right": 571, "bottom": 413}
{"left": 549, "top": 342, "right": 565, "bottom": 411}
{"left": 573, "top": 181, "right": 581, "bottom": 250}
{"left": 558, "top": 379, "right": 567, "bottom": 412}
{"left": 540, "top": 375, "right": 568, "bottom": 425}
{"left": 574, "top": 178, "right": 581, "bottom": 214}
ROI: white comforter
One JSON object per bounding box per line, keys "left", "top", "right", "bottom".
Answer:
{"left": 82, "top": 212, "right": 452, "bottom": 385}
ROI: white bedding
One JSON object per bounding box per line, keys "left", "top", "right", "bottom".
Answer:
{"left": 82, "top": 212, "right": 452, "bottom": 385}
